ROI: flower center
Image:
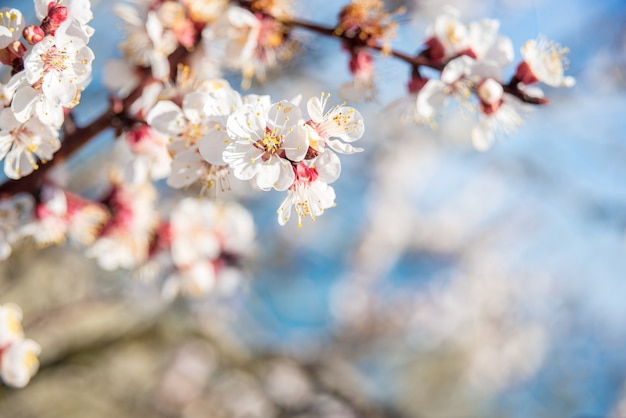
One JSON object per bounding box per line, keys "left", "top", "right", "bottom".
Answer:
{"left": 11, "top": 124, "right": 34, "bottom": 147}
{"left": 258, "top": 127, "right": 282, "bottom": 154}
{"left": 42, "top": 45, "right": 70, "bottom": 73}
{"left": 183, "top": 123, "right": 206, "bottom": 145}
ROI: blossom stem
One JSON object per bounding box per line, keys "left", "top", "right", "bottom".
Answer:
{"left": 284, "top": 18, "right": 443, "bottom": 70}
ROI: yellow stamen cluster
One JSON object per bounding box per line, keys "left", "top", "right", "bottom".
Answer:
{"left": 261, "top": 129, "right": 281, "bottom": 153}
{"left": 182, "top": 123, "right": 207, "bottom": 145}
{"left": 247, "top": 0, "right": 292, "bottom": 19}
{"left": 336, "top": 0, "right": 403, "bottom": 53}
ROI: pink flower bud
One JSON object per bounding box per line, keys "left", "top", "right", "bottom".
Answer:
{"left": 48, "top": 3, "right": 68, "bottom": 25}
{"left": 424, "top": 37, "right": 445, "bottom": 62}
{"left": 348, "top": 49, "right": 374, "bottom": 78}
{"left": 514, "top": 61, "right": 538, "bottom": 86}
{"left": 41, "top": 3, "right": 68, "bottom": 35}
{"left": 22, "top": 25, "right": 44, "bottom": 45}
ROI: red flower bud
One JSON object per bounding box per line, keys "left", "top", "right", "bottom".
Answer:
{"left": 41, "top": 3, "right": 68, "bottom": 35}
{"left": 48, "top": 3, "right": 68, "bottom": 25}
{"left": 514, "top": 61, "right": 539, "bottom": 86}
{"left": 23, "top": 25, "right": 45, "bottom": 45}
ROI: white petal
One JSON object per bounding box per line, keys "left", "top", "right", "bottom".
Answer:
{"left": 167, "top": 150, "right": 202, "bottom": 188}
{"left": 471, "top": 118, "right": 495, "bottom": 151}
{"left": 226, "top": 106, "right": 265, "bottom": 140}
{"left": 326, "top": 139, "right": 363, "bottom": 154}
{"left": 315, "top": 150, "right": 341, "bottom": 184}
{"left": 307, "top": 96, "right": 324, "bottom": 123}
{"left": 273, "top": 160, "right": 295, "bottom": 191}
{"left": 319, "top": 106, "right": 364, "bottom": 142}
{"left": 222, "top": 142, "right": 262, "bottom": 180}
{"left": 283, "top": 125, "right": 308, "bottom": 162}
{"left": 146, "top": 12, "right": 163, "bottom": 43}
{"left": 198, "top": 129, "right": 229, "bottom": 165}
{"left": 4, "top": 148, "right": 35, "bottom": 179}
{"left": 277, "top": 193, "right": 294, "bottom": 225}
{"left": 441, "top": 56, "right": 474, "bottom": 84}
{"left": 34, "top": 0, "right": 49, "bottom": 21}
{"left": 182, "top": 92, "right": 210, "bottom": 124}
{"left": 147, "top": 101, "right": 185, "bottom": 135}
{"left": 0, "top": 107, "right": 21, "bottom": 132}
{"left": 42, "top": 72, "right": 76, "bottom": 106}
{"left": 416, "top": 80, "right": 447, "bottom": 119}
{"left": 255, "top": 159, "right": 281, "bottom": 191}
{"left": 0, "top": 134, "right": 12, "bottom": 161}
{"left": 150, "top": 54, "right": 170, "bottom": 81}
{"left": 267, "top": 100, "right": 301, "bottom": 134}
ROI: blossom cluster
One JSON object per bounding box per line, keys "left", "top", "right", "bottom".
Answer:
{"left": 0, "top": 181, "right": 256, "bottom": 301}
{"left": 0, "top": 303, "right": 41, "bottom": 388}
{"left": 0, "top": 0, "right": 94, "bottom": 179}
{"left": 105, "top": 0, "right": 573, "bottom": 153}
{"left": 141, "top": 79, "right": 363, "bottom": 227}
{"left": 395, "top": 7, "right": 575, "bottom": 150}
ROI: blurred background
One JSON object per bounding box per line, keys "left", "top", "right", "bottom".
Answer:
{"left": 1, "top": 0, "right": 626, "bottom": 417}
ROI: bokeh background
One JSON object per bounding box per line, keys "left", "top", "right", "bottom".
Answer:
{"left": 1, "top": 0, "right": 626, "bottom": 417}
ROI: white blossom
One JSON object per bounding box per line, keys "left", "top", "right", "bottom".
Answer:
{"left": 22, "top": 185, "right": 108, "bottom": 247}
{"left": 416, "top": 56, "right": 475, "bottom": 121}
{"left": 0, "top": 109, "right": 60, "bottom": 179}
{"left": 147, "top": 90, "right": 236, "bottom": 190}
{"left": 162, "top": 260, "right": 216, "bottom": 300}
{"left": 519, "top": 36, "right": 575, "bottom": 88}
{"left": 204, "top": 6, "right": 290, "bottom": 88}
{"left": 425, "top": 6, "right": 470, "bottom": 60}
{"left": 277, "top": 157, "right": 339, "bottom": 227}
{"left": 86, "top": 174, "right": 159, "bottom": 271}
{"left": 170, "top": 198, "right": 221, "bottom": 268}
{"left": 161, "top": 197, "right": 255, "bottom": 299}
{"left": 115, "top": 6, "right": 178, "bottom": 81}
{"left": 23, "top": 34, "right": 94, "bottom": 107}
{"left": 304, "top": 93, "right": 364, "bottom": 155}
{"left": 0, "top": 8, "right": 24, "bottom": 50}
{"left": 471, "top": 96, "right": 525, "bottom": 151}
{"left": 1, "top": 339, "right": 41, "bottom": 388}
{"left": 224, "top": 99, "right": 307, "bottom": 191}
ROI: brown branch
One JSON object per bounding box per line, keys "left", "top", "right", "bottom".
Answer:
{"left": 284, "top": 18, "right": 443, "bottom": 70}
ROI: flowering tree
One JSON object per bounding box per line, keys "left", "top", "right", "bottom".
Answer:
{"left": 0, "top": 0, "right": 574, "bottom": 390}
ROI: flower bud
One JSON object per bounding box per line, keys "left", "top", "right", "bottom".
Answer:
{"left": 48, "top": 3, "right": 68, "bottom": 24}
{"left": 22, "top": 25, "right": 44, "bottom": 45}
{"left": 408, "top": 72, "right": 428, "bottom": 94}
{"left": 514, "top": 61, "right": 538, "bottom": 86}
{"left": 477, "top": 78, "right": 503, "bottom": 114}
{"left": 348, "top": 49, "right": 373, "bottom": 78}
{"left": 41, "top": 3, "right": 68, "bottom": 35}
{"left": 477, "top": 78, "right": 503, "bottom": 105}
